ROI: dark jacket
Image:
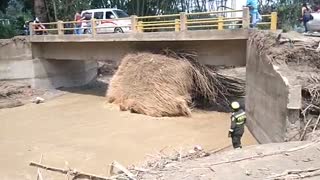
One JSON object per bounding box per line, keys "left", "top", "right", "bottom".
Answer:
{"left": 229, "top": 109, "right": 246, "bottom": 136}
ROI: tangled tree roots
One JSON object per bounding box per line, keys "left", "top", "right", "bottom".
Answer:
{"left": 106, "top": 50, "right": 245, "bottom": 117}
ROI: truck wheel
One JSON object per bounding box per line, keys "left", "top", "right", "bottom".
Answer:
{"left": 114, "top": 27, "right": 124, "bottom": 33}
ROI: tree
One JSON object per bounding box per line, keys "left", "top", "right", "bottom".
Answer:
{"left": 0, "top": 0, "right": 10, "bottom": 13}
{"left": 34, "top": 0, "right": 47, "bottom": 22}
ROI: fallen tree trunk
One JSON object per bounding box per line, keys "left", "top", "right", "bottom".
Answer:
{"left": 267, "top": 167, "right": 320, "bottom": 179}
{"left": 29, "top": 162, "right": 115, "bottom": 180}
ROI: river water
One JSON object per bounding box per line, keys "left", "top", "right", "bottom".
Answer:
{"left": 0, "top": 89, "right": 256, "bottom": 180}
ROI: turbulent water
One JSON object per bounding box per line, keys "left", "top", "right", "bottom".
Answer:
{"left": 0, "top": 89, "right": 256, "bottom": 180}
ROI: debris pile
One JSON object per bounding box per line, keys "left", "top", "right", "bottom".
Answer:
{"left": 0, "top": 81, "right": 62, "bottom": 109}
{"left": 133, "top": 145, "right": 211, "bottom": 175}
{"left": 29, "top": 145, "right": 217, "bottom": 180}
{"left": 0, "top": 81, "right": 33, "bottom": 98}
{"left": 137, "top": 140, "right": 320, "bottom": 180}
{"left": 0, "top": 81, "right": 34, "bottom": 108}
{"left": 106, "top": 52, "right": 194, "bottom": 117}
{"left": 29, "top": 140, "right": 320, "bottom": 180}
{"left": 106, "top": 50, "right": 245, "bottom": 117}
{"left": 98, "top": 60, "right": 118, "bottom": 76}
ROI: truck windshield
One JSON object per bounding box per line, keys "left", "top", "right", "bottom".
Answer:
{"left": 113, "top": 10, "right": 129, "bottom": 18}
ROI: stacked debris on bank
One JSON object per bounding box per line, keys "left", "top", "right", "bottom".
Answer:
{"left": 0, "top": 81, "right": 34, "bottom": 108}
{"left": 250, "top": 31, "right": 320, "bottom": 140}
{"left": 106, "top": 50, "right": 245, "bottom": 117}
{"left": 0, "top": 81, "right": 64, "bottom": 109}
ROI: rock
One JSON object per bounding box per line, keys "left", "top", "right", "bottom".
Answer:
{"left": 245, "top": 169, "right": 251, "bottom": 176}
{"left": 194, "top": 145, "right": 203, "bottom": 151}
{"left": 33, "top": 97, "right": 45, "bottom": 104}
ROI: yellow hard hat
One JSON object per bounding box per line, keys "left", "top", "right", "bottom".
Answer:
{"left": 231, "top": 101, "right": 240, "bottom": 110}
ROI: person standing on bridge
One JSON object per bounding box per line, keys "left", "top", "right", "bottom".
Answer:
{"left": 301, "top": 3, "right": 313, "bottom": 32}
{"left": 74, "top": 11, "right": 82, "bottom": 35}
{"left": 246, "top": 0, "right": 261, "bottom": 28}
{"left": 33, "top": 17, "right": 47, "bottom": 35}
{"left": 228, "top": 101, "right": 247, "bottom": 149}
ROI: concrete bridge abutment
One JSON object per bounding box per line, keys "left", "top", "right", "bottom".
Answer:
{"left": 245, "top": 37, "right": 301, "bottom": 143}
{"left": 0, "top": 37, "right": 97, "bottom": 89}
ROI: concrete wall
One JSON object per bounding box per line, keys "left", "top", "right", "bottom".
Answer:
{"left": 32, "top": 40, "right": 247, "bottom": 66}
{"left": 0, "top": 37, "right": 34, "bottom": 83}
{"left": 0, "top": 37, "right": 97, "bottom": 89}
{"left": 246, "top": 41, "right": 301, "bottom": 143}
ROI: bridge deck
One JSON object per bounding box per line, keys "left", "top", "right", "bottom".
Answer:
{"left": 29, "top": 29, "right": 249, "bottom": 43}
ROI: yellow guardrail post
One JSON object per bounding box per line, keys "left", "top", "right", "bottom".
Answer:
{"left": 180, "top": 12, "right": 187, "bottom": 31}
{"left": 270, "top": 12, "right": 277, "bottom": 31}
{"left": 91, "top": 18, "right": 96, "bottom": 36}
{"left": 175, "top": 19, "right": 180, "bottom": 32}
{"left": 137, "top": 21, "right": 143, "bottom": 33}
{"left": 218, "top": 16, "right": 224, "bottom": 30}
{"left": 57, "top": 21, "right": 64, "bottom": 35}
{"left": 242, "top": 7, "right": 250, "bottom": 29}
{"left": 131, "top": 15, "right": 138, "bottom": 32}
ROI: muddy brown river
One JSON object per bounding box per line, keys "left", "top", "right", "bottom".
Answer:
{"left": 0, "top": 90, "right": 256, "bottom": 180}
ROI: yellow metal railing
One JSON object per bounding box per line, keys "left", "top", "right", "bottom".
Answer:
{"left": 29, "top": 8, "right": 277, "bottom": 36}
{"left": 134, "top": 14, "right": 180, "bottom": 32}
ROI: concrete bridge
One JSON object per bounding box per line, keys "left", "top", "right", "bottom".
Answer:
{"left": 1, "top": 29, "right": 250, "bottom": 89}
{"left": 31, "top": 29, "right": 248, "bottom": 63}
{"left": 27, "top": 29, "right": 248, "bottom": 88}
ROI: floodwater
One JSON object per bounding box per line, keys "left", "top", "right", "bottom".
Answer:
{"left": 0, "top": 89, "right": 256, "bottom": 180}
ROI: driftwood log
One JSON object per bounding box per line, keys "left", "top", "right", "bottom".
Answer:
{"left": 30, "top": 162, "right": 114, "bottom": 180}
{"left": 267, "top": 167, "right": 320, "bottom": 179}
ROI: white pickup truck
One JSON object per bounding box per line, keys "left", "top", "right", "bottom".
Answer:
{"left": 81, "top": 8, "right": 131, "bottom": 34}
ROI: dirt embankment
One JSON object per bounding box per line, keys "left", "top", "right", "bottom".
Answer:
{"left": 0, "top": 81, "right": 64, "bottom": 109}
{"left": 137, "top": 140, "right": 320, "bottom": 180}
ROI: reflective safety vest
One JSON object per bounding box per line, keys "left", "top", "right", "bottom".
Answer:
{"left": 232, "top": 110, "right": 246, "bottom": 125}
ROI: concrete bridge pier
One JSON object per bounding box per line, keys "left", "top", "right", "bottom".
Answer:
{"left": 0, "top": 37, "right": 97, "bottom": 89}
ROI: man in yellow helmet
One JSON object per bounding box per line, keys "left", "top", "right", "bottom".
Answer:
{"left": 228, "top": 101, "right": 247, "bottom": 149}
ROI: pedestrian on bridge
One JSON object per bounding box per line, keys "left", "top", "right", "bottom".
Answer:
{"left": 246, "top": 0, "right": 261, "bottom": 28}
{"left": 74, "top": 11, "right": 82, "bottom": 35}
{"left": 33, "top": 17, "right": 47, "bottom": 35}
{"left": 228, "top": 101, "right": 247, "bottom": 149}
{"left": 301, "top": 3, "right": 313, "bottom": 32}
